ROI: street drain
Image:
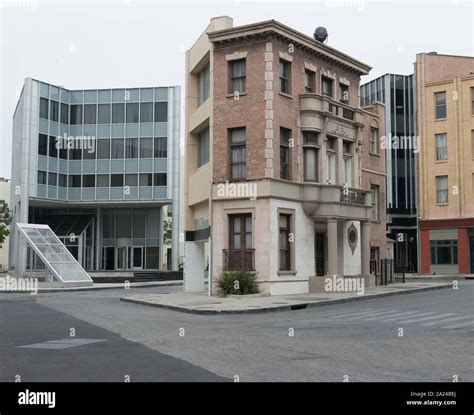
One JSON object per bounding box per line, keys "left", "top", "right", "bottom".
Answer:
{"left": 290, "top": 303, "right": 308, "bottom": 310}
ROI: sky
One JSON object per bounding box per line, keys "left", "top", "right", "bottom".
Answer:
{"left": 0, "top": 0, "right": 473, "bottom": 179}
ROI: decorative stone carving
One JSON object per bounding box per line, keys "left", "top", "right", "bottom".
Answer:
{"left": 347, "top": 222, "right": 358, "bottom": 255}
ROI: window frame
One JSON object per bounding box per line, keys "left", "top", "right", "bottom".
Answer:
{"left": 436, "top": 175, "right": 449, "bottom": 204}
{"left": 304, "top": 69, "right": 315, "bottom": 93}
{"left": 322, "top": 76, "right": 334, "bottom": 98}
{"left": 279, "top": 127, "right": 291, "bottom": 180}
{"left": 229, "top": 59, "right": 246, "bottom": 95}
{"left": 279, "top": 59, "right": 291, "bottom": 94}
{"left": 229, "top": 128, "right": 246, "bottom": 181}
{"left": 434, "top": 91, "right": 447, "bottom": 119}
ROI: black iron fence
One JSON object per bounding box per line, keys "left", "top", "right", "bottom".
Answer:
{"left": 223, "top": 249, "right": 255, "bottom": 271}
{"left": 371, "top": 258, "right": 406, "bottom": 286}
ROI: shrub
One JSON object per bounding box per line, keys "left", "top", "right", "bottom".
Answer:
{"left": 216, "top": 270, "right": 260, "bottom": 296}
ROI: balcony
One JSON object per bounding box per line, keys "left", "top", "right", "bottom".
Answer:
{"left": 223, "top": 249, "right": 255, "bottom": 271}
{"left": 299, "top": 93, "right": 363, "bottom": 132}
{"left": 302, "top": 183, "right": 371, "bottom": 220}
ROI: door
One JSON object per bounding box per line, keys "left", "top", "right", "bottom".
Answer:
{"left": 133, "top": 247, "right": 144, "bottom": 270}
{"left": 470, "top": 236, "right": 474, "bottom": 273}
{"left": 117, "top": 247, "right": 127, "bottom": 270}
{"left": 315, "top": 233, "right": 325, "bottom": 276}
{"left": 103, "top": 247, "right": 115, "bottom": 270}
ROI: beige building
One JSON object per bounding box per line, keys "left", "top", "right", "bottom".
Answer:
{"left": 415, "top": 52, "right": 474, "bottom": 274}
{"left": 0, "top": 177, "right": 11, "bottom": 272}
{"left": 184, "top": 17, "right": 386, "bottom": 295}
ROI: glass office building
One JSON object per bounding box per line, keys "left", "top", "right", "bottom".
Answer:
{"left": 360, "top": 74, "right": 418, "bottom": 272}
{"left": 10, "top": 78, "right": 180, "bottom": 276}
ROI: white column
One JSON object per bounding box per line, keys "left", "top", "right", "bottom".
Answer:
{"left": 361, "top": 221, "right": 371, "bottom": 276}
{"left": 327, "top": 218, "right": 338, "bottom": 276}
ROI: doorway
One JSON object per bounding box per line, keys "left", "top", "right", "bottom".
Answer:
{"left": 315, "top": 233, "right": 325, "bottom": 276}
{"left": 133, "top": 246, "right": 144, "bottom": 270}
{"left": 102, "top": 247, "right": 115, "bottom": 270}
{"left": 470, "top": 236, "right": 474, "bottom": 273}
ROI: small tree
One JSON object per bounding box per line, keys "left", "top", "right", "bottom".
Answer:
{"left": 0, "top": 200, "right": 11, "bottom": 248}
{"left": 163, "top": 217, "right": 172, "bottom": 246}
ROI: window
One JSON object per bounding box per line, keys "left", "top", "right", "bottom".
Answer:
{"left": 98, "top": 104, "right": 111, "bottom": 124}
{"left": 83, "top": 144, "right": 95, "bottom": 160}
{"left": 279, "top": 59, "right": 291, "bottom": 94}
{"left": 111, "top": 138, "right": 124, "bottom": 159}
{"left": 70, "top": 105, "right": 82, "bottom": 125}
{"left": 58, "top": 174, "right": 67, "bottom": 187}
{"left": 434, "top": 91, "right": 446, "bottom": 119}
{"left": 326, "top": 152, "right": 336, "bottom": 184}
{"left": 126, "top": 103, "right": 139, "bottom": 123}
{"left": 371, "top": 184, "right": 379, "bottom": 221}
{"left": 154, "top": 102, "right": 167, "bottom": 122}
{"left": 435, "top": 133, "right": 448, "bottom": 160}
{"left": 48, "top": 135, "right": 58, "bottom": 158}
{"left": 49, "top": 100, "right": 59, "bottom": 122}
{"left": 125, "top": 138, "right": 138, "bottom": 158}
{"left": 38, "top": 134, "right": 48, "bottom": 156}
{"left": 83, "top": 104, "right": 96, "bottom": 124}
{"left": 125, "top": 174, "right": 138, "bottom": 186}
{"left": 229, "top": 59, "right": 246, "bottom": 94}
{"left": 340, "top": 83, "right": 349, "bottom": 102}
{"left": 97, "top": 139, "right": 110, "bottom": 159}
{"left": 279, "top": 213, "right": 292, "bottom": 271}
{"left": 303, "top": 131, "right": 318, "bottom": 144}
{"left": 197, "top": 127, "right": 209, "bottom": 167}
{"left": 97, "top": 174, "right": 109, "bottom": 187}
{"left": 154, "top": 173, "right": 167, "bottom": 186}
{"left": 139, "top": 137, "right": 153, "bottom": 158}
{"left": 48, "top": 172, "right": 57, "bottom": 186}
{"left": 60, "top": 103, "right": 69, "bottom": 124}
{"left": 304, "top": 147, "right": 318, "bottom": 182}
{"left": 322, "top": 76, "right": 333, "bottom": 97}
{"left": 436, "top": 175, "right": 448, "bottom": 203}
{"left": 343, "top": 157, "right": 352, "bottom": 186}
{"left": 39, "top": 98, "right": 49, "bottom": 119}
{"left": 229, "top": 128, "right": 246, "bottom": 180}
{"left": 370, "top": 127, "right": 378, "bottom": 154}
{"left": 304, "top": 69, "right": 315, "bottom": 93}
{"left": 37, "top": 170, "right": 46, "bottom": 185}
{"left": 111, "top": 174, "right": 124, "bottom": 187}
{"left": 139, "top": 173, "right": 152, "bottom": 186}
{"left": 59, "top": 146, "right": 68, "bottom": 160}
{"left": 140, "top": 102, "right": 153, "bottom": 123}
{"left": 112, "top": 103, "right": 125, "bottom": 123}
{"left": 70, "top": 148, "right": 82, "bottom": 160}
{"left": 228, "top": 214, "right": 253, "bottom": 270}
{"left": 430, "top": 240, "right": 458, "bottom": 265}
{"left": 68, "top": 175, "right": 81, "bottom": 188}
{"left": 154, "top": 137, "right": 167, "bottom": 158}
{"left": 280, "top": 128, "right": 291, "bottom": 180}
{"left": 83, "top": 175, "right": 95, "bottom": 187}
{"left": 343, "top": 141, "right": 352, "bottom": 154}
{"left": 326, "top": 136, "right": 336, "bottom": 150}
{"left": 471, "top": 87, "right": 474, "bottom": 115}
{"left": 197, "top": 62, "right": 210, "bottom": 105}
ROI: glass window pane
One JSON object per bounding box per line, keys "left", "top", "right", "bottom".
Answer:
{"left": 154, "top": 102, "right": 167, "bottom": 122}
{"left": 97, "top": 174, "right": 109, "bottom": 187}
{"left": 112, "top": 103, "right": 125, "bottom": 123}
{"left": 70, "top": 105, "right": 82, "bottom": 125}
{"left": 97, "top": 139, "right": 110, "bottom": 159}
{"left": 126, "top": 138, "right": 138, "bottom": 158}
{"left": 38, "top": 134, "right": 48, "bottom": 156}
{"left": 83, "top": 104, "right": 97, "bottom": 124}
{"left": 48, "top": 172, "right": 57, "bottom": 186}
{"left": 50, "top": 100, "right": 59, "bottom": 122}
{"left": 125, "top": 174, "right": 138, "bottom": 186}
{"left": 153, "top": 173, "right": 166, "bottom": 186}
{"left": 111, "top": 138, "right": 124, "bottom": 159}
{"left": 139, "top": 137, "right": 153, "bottom": 158}
{"left": 126, "top": 103, "right": 139, "bottom": 123}
{"left": 133, "top": 209, "right": 146, "bottom": 238}
{"left": 111, "top": 174, "right": 123, "bottom": 187}
{"left": 40, "top": 98, "right": 49, "bottom": 119}
{"left": 60, "top": 103, "right": 69, "bottom": 124}
{"left": 139, "top": 173, "right": 152, "bottom": 186}
{"left": 140, "top": 103, "right": 153, "bottom": 123}
{"left": 154, "top": 137, "right": 167, "bottom": 158}
{"left": 98, "top": 104, "right": 111, "bottom": 124}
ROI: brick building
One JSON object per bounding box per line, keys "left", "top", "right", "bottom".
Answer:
{"left": 184, "top": 17, "right": 386, "bottom": 295}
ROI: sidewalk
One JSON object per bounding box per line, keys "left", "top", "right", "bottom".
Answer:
{"left": 0, "top": 276, "right": 182, "bottom": 294}
{"left": 120, "top": 282, "right": 452, "bottom": 315}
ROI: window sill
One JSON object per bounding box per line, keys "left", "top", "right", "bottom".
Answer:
{"left": 434, "top": 160, "right": 448, "bottom": 163}
{"left": 226, "top": 92, "right": 247, "bottom": 99}
{"left": 434, "top": 118, "right": 447, "bottom": 122}
{"left": 369, "top": 152, "right": 380, "bottom": 157}
{"left": 435, "top": 203, "right": 449, "bottom": 206}
{"left": 278, "top": 92, "right": 293, "bottom": 99}
{"left": 277, "top": 270, "right": 297, "bottom": 276}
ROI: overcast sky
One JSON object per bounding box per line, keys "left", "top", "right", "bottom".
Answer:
{"left": 0, "top": 0, "right": 472, "bottom": 179}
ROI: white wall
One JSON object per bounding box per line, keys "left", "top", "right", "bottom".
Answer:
{"left": 343, "top": 220, "right": 361, "bottom": 276}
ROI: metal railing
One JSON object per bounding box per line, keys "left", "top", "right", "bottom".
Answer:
{"left": 340, "top": 188, "right": 366, "bottom": 205}
{"left": 223, "top": 249, "right": 255, "bottom": 271}
{"left": 374, "top": 258, "right": 405, "bottom": 286}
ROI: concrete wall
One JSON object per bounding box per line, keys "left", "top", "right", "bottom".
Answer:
{"left": 0, "top": 179, "right": 11, "bottom": 271}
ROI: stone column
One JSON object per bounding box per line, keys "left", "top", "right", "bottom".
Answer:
{"left": 327, "top": 218, "right": 338, "bottom": 276}
{"left": 361, "top": 221, "right": 371, "bottom": 275}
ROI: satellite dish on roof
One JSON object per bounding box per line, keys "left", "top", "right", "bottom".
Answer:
{"left": 314, "top": 26, "right": 328, "bottom": 44}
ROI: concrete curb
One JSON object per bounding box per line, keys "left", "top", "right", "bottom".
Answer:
{"left": 0, "top": 281, "right": 183, "bottom": 294}
{"left": 120, "top": 283, "right": 453, "bottom": 315}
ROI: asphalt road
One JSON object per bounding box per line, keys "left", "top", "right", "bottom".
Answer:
{"left": 0, "top": 281, "right": 472, "bottom": 382}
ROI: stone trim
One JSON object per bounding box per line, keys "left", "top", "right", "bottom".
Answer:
{"left": 321, "top": 67, "right": 336, "bottom": 79}
{"left": 304, "top": 62, "right": 317, "bottom": 72}
{"left": 225, "top": 51, "right": 248, "bottom": 61}
{"left": 339, "top": 76, "right": 351, "bottom": 86}
{"left": 265, "top": 42, "right": 274, "bottom": 178}
{"left": 278, "top": 51, "right": 293, "bottom": 62}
